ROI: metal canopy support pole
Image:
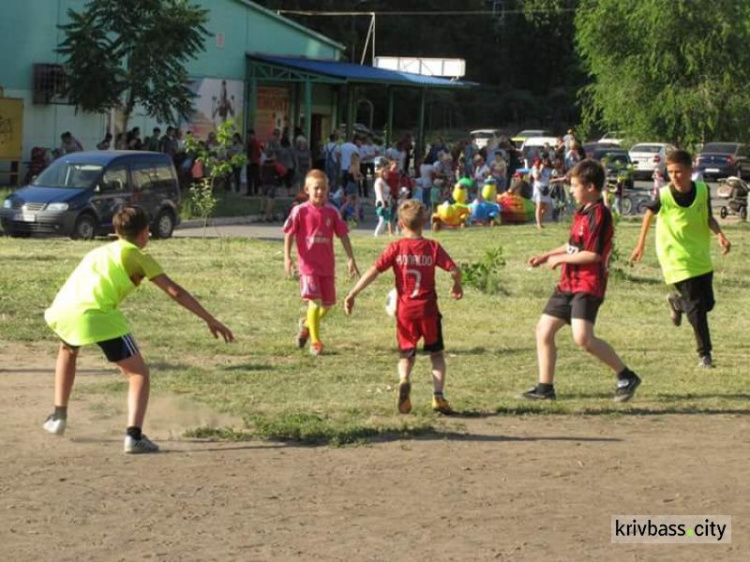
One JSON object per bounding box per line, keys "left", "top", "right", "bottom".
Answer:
{"left": 386, "top": 86, "right": 394, "bottom": 147}
{"left": 304, "top": 79, "right": 312, "bottom": 143}
{"left": 291, "top": 83, "right": 299, "bottom": 138}
{"left": 331, "top": 86, "right": 340, "bottom": 136}
{"left": 416, "top": 88, "right": 426, "bottom": 169}
{"left": 345, "top": 85, "right": 355, "bottom": 140}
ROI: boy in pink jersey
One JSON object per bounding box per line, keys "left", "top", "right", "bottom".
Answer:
{"left": 284, "top": 170, "right": 360, "bottom": 355}
{"left": 345, "top": 200, "right": 463, "bottom": 414}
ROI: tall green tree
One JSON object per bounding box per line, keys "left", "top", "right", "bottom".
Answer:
{"left": 576, "top": 0, "right": 750, "bottom": 147}
{"left": 58, "top": 0, "right": 210, "bottom": 134}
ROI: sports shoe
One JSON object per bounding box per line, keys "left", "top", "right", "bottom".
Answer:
{"left": 698, "top": 354, "right": 714, "bottom": 369}
{"left": 613, "top": 373, "right": 641, "bottom": 403}
{"left": 309, "top": 342, "right": 324, "bottom": 356}
{"left": 432, "top": 395, "right": 454, "bottom": 415}
{"left": 42, "top": 414, "right": 66, "bottom": 436}
{"left": 124, "top": 434, "right": 160, "bottom": 454}
{"left": 296, "top": 319, "right": 310, "bottom": 349}
{"left": 522, "top": 385, "right": 556, "bottom": 400}
{"left": 666, "top": 294, "right": 683, "bottom": 327}
{"left": 397, "top": 381, "right": 412, "bottom": 414}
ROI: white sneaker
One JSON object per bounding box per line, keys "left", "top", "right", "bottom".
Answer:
{"left": 42, "top": 414, "right": 66, "bottom": 436}
{"left": 123, "top": 434, "right": 160, "bottom": 454}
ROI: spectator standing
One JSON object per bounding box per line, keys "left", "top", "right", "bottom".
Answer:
{"left": 60, "top": 132, "right": 84, "bottom": 154}
{"left": 245, "top": 129, "right": 262, "bottom": 196}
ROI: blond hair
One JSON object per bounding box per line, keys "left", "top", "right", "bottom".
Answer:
{"left": 305, "top": 169, "right": 329, "bottom": 190}
{"left": 398, "top": 199, "right": 427, "bottom": 231}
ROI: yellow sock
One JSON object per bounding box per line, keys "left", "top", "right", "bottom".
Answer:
{"left": 307, "top": 301, "right": 322, "bottom": 344}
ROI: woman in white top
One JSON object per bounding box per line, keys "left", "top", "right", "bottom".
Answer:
{"left": 531, "top": 155, "right": 553, "bottom": 230}
{"left": 373, "top": 158, "right": 393, "bottom": 237}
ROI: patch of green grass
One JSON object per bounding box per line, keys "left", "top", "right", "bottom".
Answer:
{"left": 179, "top": 191, "right": 265, "bottom": 220}
{"left": 3, "top": 220, "right": 750, "bottom": 445}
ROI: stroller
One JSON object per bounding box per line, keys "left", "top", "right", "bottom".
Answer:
{"left": 717, "top": 176, "right": 748, "bottom": 221}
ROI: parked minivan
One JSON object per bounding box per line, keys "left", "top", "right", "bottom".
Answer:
{"left": 1, "top": 151, "right": 180, "bottom": 239}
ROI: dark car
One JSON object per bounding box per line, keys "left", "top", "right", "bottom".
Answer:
{"left": 591, "top": 148, "right": 634, "bottom": 190}
{"left": 1, "top": 151, "right": 180, "bottom": 239}
{"left": 695, "top": 142, "right": 750, "bottom": 180}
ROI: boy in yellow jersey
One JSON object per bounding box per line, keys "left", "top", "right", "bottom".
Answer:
{"left": 630, "top": 149, "right": 731, "bottom": 368}
{"left": 43, "top": 206, "right": 234, "bottom": 453}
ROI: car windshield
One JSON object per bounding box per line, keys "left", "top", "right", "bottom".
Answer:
{"left": 32, "top": 161, "right": 104, "bottom": 189}
{"left": 631, "top": 145, "right": 661, "bottom": 153}
{"left": 517, "top": 130, "right": 544, "bottom": 137}
{"left": 702, "top": 143, "right": 738, "bottom": 154}
{"left": 473, "top": 132, "right": 495, "bottom": 139}
{"left": 595, "top": 151, "right": 629, "bottom": 164}
{"left": 31, "top": 160, "right": 103, "bottom": 189}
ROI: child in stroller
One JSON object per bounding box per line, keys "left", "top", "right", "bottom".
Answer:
{"left": 717, "top": 176, "right": 748, "bottom": 221}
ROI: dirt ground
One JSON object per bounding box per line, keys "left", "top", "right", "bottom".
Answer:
{"left": 1, "top": 341, "right": 748, "bottom": 562}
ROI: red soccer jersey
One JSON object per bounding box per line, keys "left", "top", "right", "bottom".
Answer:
{"left": 558, "top": 200, "right": 613, "bottom": 299}
{"left": 375, "top": 238, "right": 457, "bottom": 319}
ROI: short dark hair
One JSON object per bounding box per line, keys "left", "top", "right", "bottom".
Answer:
{"left": 113, "top": 206, "right": 150, "bottom": 241}
{"left": 570, "top": 159, "right": 605, "bottom": 191}
{"left": 398, "top": 199, "right": 427, "bottom": 231}
{"left": 667, "top": 149, "right": 692, "bottom": 167}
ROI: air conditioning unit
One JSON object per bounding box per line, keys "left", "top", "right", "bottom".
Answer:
{"left": 32, "top": 64, "right": 72, "bottom": 105}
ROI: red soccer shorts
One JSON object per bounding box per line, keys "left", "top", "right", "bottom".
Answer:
{"left": 396, "top": 313, "right": 444, "bottom": 358}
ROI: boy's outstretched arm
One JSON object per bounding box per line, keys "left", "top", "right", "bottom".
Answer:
{"left": 344, "top": 266, "right": 380, "bottom": 315}
{"left": 708, "top": 216, "right": 731, "bottom": 255}
{"left": 150, "top": 274, "right": 234, "bottom": 343}
{"left": 283, "top": 233, "right": 295, "bottom": 277}
{"left": 449, "top": 266, "right": 463, "bottom": 300}
{"left": 629, "top": 209, "right": 655, "bottom": 263}
{"left": 528, "top": 243, "right": 568, "bottom": 267}
{"left": 339, "top": 235, "right": 361, "bottom": 278}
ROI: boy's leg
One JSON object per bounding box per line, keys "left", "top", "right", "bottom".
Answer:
{"left": 429, "top": 351, "right": 446, "bottom": 394}
{"left": 44, "top": 342, "right": 79, "bottom": 435}
{"left": 536, "top": 313, "right": 567, "bottom": 384}
{"left": 116, "top": 352, "right": 159, "bottom": 453}
{"left": 570, "top": 319, "right": 625, "bottom": 372}
{"left": 674, "top": 274, "right": 714, "bottom": 364}
{"left": 397, "top": 355, "right": 415, "bottom": 414}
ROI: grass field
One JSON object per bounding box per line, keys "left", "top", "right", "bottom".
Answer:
{"left": 1, "top": 219, "right": 749, "bottom": 444}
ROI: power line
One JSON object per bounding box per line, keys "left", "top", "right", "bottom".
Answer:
{"left": 278, "top": 9, "right": 577, "bottom": 16}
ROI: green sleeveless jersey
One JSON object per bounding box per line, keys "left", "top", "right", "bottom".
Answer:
{"left": 655, "top": 182, "right": 712, "bottom": 285}
{"left": 45, "top": 239, "right": 162, "bottom": 345}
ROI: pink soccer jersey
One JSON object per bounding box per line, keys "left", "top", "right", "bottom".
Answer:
{"left": 283, "top": 202, "right": 349, "bottom": 276}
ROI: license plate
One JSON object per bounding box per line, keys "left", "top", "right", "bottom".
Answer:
{"left": 706, "top": 168, "right": 720, "bottom": 173}
{"left": 13, "top": 212, "right": 35, "bottom": 222}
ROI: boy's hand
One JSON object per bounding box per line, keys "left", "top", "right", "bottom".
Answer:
{"left": 284, "top": 257, "right": 294, "bottom": 278}
{"left": 629, "top": 245, "right": 644, "bottom": 264}
{"left": 344, "top": 294, "right": 355, "bottom": 315}
{"left": 718, "top": 233, "right": 731, "bottom": 255}
{"left": 451, "top": 283, "right": 463, "bottom": 300}
{"left": 348, "top": 259, "right": 360, "bottom": 279}
{"left": 207, "top": 319, "right": 234, "bottom": 343}
{"left": 527, "top": 254, "right": 546, "bottom": 268}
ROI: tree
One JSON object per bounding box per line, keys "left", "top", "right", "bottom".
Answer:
{"left": 58, "top": 0, "right": 210, "bottom": 134}
{"left": 576, "top": 0, "right": 750, "bottom": 147}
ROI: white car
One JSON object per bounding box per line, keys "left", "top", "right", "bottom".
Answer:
{"left": 520, "top": 136, "right": 559, "bottom": 167}
{"left": 629, "top": 143, "right": 677, "bottom": 179}
{"left": 597, "top": 131, "right": 626, "bottom": 145}
{"left": 470, "top": 129, "right": 503, "bottom": 149}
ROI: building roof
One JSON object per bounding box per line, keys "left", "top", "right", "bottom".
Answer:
{"left": 233, "top": 0, "right": 345, "bottom": 51}
{"left": 248, "top": 54, "right": 475, "bottom": 89}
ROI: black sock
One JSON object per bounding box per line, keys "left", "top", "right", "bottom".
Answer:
{"left": 54, "top": 406, "right": 67, "bottom": 420}
{"left": 538, "top": 383, "right": 554, "bottom": 392}
{"left": 126, "top": 426, "right": 142, "bottom": 440}
{"left": 617, "top": 368, "right": 635, "bottom": 380}
{"left": 434, "top": 391, "right": 444, "bottom": 397}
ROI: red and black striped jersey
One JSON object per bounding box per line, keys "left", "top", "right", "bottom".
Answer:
{"left": 558, "top": 200, "right": 613, "bottom": 299}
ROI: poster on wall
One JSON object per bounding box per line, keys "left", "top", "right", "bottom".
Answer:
{"left": 183, "top": 77, "right": 244, "bottom": 139}
{"left": 255, "top": 87, "right": 290, "bottom": 144}
{"left": 0, "top": 98, "right": 24, "bottom": 160}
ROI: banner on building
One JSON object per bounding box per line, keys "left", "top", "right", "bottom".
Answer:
{"left": 255, "top": 87, "right": 290, "bottom": 144}
{"left": 0, "top": 98, "right": 24, "bottom": 160}
{"left": 184, "top": 77, "right": 244, "bottom": 139}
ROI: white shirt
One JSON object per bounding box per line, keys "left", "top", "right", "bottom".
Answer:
{"left": 359, "top": 143, "right": 376, "bottom": 163}
{"left": 337, "top": 142, "right": 360, "bottom": 172}
{"left": 374, "top": 177, "right": 391, "bottom": 205}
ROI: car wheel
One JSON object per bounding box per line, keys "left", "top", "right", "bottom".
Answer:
{"left": 720, "top": 206, "right": 728, "bottom": 219}
{"left": 72, "top": 214, "right": 97, "bottom": 240}
{"left": 152, "top": 209, "right": 175, "bottom": 239}
{"left": 621, "top": 197, "right": 633, "bottom": 215}
{"left": 740, "top": 207, "right": 748, "bottom": 221}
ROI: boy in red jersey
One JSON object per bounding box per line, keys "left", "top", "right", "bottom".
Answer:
{"left": 523, "top": 159, "right": 641, "bottom": 402}
{"left": 344, "top": 199, "right": 463, "bottom": 414}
